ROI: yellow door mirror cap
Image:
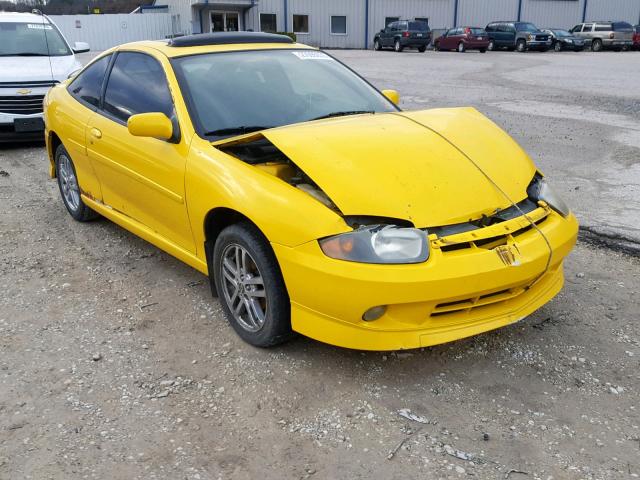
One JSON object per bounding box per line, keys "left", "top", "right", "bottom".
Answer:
{"left": 382, "top": 89, "right": 400, "bottom": 105}
{"left": 127, "top": 112, "right": 174, "bottom": 141}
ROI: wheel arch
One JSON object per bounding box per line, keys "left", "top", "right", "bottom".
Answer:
{"left": 203, "top": 207, "right": 270, "bottom": 297}
{"left": 47, "top": 131, "right": 63, "bottom": 178}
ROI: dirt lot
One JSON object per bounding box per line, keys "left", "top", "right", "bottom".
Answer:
{"left": 1, "top": 50, "right": 639, "bottom": 479}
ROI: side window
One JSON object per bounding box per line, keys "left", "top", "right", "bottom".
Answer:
{"left": 68, "top": 54, "right": 111, "bottom": 109}
{"left": 103, "top": 52, "right": 173, "bottom": 123}
{"left": 570, "top": 25, "right": 580, "bottom": 33}
{"left": 582, "top": 24, "right": 593, "bottom": 32}
{"left": 594, "top": 24, "right": 609, "bottom": 32}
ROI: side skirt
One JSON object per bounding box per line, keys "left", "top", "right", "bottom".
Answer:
{"left": 81, "top": 194, "right": 208, "bottom": 276}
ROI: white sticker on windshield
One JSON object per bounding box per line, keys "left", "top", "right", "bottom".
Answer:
{"left": 291, "top": 51, "right": 332, "bottom": 60}
{"left": 27, "top": 24, "right": 53, "bottom": 30}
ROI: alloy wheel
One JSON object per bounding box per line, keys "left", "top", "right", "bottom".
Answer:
{"left": 58, "top": 154, "right": 80, "bottom": 212}
{"left": 220, "top": 243, "right": 267, "bottom": 333}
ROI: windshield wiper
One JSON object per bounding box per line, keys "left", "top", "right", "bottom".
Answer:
{"left": 310, "top": 110, "right": 375, "bottom": 121}
{"left": 204, "top": 126, "right": 273, "bottom": 137}
{"left": 0, "top": 53, "right": 50, "bottom": 57}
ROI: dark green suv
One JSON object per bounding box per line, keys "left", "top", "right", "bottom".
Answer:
{"left": 374, "top": 20, "right": 431, "bottom": 52}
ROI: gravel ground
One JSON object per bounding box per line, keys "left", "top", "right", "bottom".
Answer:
{"left": 1, "top": 49, "right": 639, "bottom": 479}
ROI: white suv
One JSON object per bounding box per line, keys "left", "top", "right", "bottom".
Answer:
{"left": 0, "top": 12, "right": 89, "bottom": 141}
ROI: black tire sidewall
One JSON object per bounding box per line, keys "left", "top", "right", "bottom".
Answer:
{"left": 213, "top": 223, "right": 292, "bottom": 348}
{"left": 55, "top": 145, "right": 95, "bottom": 222}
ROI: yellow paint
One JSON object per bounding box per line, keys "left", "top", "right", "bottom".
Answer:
{"left": 127, "top": 112, "right": 174, "bottom": 140}
{"left": 44, "top": 39, "right": 579, "bottom": 351}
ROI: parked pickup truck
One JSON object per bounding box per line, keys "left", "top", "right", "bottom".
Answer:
{"left": 485, "top": 21, "right": 552, "bottom": 52}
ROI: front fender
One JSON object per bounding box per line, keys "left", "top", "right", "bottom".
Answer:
{"left": 185, "top": 136, "right": 350, "bottom": 263}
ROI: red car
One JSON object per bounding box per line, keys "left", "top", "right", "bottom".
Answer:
{"left": 634, "top": 25, "right": 640, "bottom": 50}
{"left": 435, "top": 27, "right": 489, "bottom": 52}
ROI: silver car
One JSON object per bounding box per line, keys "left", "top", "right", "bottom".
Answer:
{"left": 569, "top": 21, "right": 634, "bottom": 52}
{"left": 0, "top": 11, "right": 89, "bottom": 141}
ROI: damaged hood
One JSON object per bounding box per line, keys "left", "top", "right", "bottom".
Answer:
{"left": 243, "top": 108, "right": 536, "bottom": 228}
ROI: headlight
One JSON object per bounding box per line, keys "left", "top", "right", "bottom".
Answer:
{"left": 565, "top": 39, "right": 573, "bottom": 43}
{"left": 527, "top": 175, "right": 570, "bottom": 217}
{"left": 319, "top": 225, "right": 429, "bottom": 264}
{"left": 528, "top": 34, "right": 535, "bottom": 41}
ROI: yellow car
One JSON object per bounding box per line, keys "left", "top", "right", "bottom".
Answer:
{"left": 44, "top": 32, "right": 578, "bottom": 351}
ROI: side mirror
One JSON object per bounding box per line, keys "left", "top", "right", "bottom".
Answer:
{"left": 127, "top": 112, "right": 174, "bottom": 141}
{"left": 73, "top": 41, "right": 90, "bottom": 53}
{"left": 382, "top": 89, "right": 400, "bottom": 105}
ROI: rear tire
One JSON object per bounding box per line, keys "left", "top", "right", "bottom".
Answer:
{"left": 457, "top": 42, "right": 466, "bottom": 53}
{"left": 394, "top": 39, "right": 403, "bottom": 52}
{"left": 55, "top": 144, "right": 98, "bottom": 222}
{"left": 213, "top": 223, "right": 293, "bottom": 348}
{"left": 591, "top": 39, "right": 602, "bottom": 52}
{"left": 516, "top": 39, "right": 527, "bottom": 52}
{"left": 479, "top": 48, "right": 486, "bottom": 53}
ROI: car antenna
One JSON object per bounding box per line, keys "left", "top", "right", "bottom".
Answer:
{"left": 32, "top": 9, "right": 55, "bottom": 83}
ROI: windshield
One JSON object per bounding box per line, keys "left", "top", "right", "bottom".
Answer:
{"left": 0, "top": 22, "right": 71, "bottom": 56}
{"left": 173, "top": 49, "right": 397, "bottom": 139}
{"left": 516, "top": 23, "right": 539, "bottom": 32}
{"left": 553, "top": 30, "right": 571, "bottom": 37}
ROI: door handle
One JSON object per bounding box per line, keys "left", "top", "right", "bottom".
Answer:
{"left": 90, "top": 128, "right": 102, "bottom": 139}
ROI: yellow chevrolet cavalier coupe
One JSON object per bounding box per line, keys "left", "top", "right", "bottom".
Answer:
{"left": 44, "top": 32, "right": 578, "bottom": 350}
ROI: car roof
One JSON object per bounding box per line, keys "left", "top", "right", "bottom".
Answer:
{"left": 111, "top": 38, "right": 316, "bottom": 59}
{"left": 0, "top": 12, "right": 51, "bottom": 23}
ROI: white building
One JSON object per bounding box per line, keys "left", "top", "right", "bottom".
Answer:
{"left": 153, "top": 0, "right": 640, "bottom": 48}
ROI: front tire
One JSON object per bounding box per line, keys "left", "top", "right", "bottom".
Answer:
{"left": 591, "top": 39, "right": 603, "bottom": 52}
{"left": 374, "top": 39, "right": 382, "bottom": 51}
{"left": 554, "top": 41, "right": 562, "bottom": 52}
{"left": 213, "top": 223, "right": 293, "bottom": 348}
{"left": 55, "top": 145, "right": 98, "bottom": 222}
{"left": 394, "top": 39, "right": 403, "bottom": 52}
{"left": 516, "top": 39, "right": 527, "bottom": 52}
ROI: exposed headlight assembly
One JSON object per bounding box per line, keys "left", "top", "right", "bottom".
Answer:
{"left": 319, "top": 225, "right": 429, "bottom": 264}
{"left": 527, "top": 175, "right": 570, "bottom": 217}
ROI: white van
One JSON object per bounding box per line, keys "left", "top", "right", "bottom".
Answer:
{"left": 0, "top": 11, "right": 89, "bottom": 141}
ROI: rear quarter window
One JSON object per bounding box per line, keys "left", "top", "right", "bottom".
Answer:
{"left": 612, "top": 22, "right": 633, "bottom": 31}
{"left": 68, "top": 54, "right": 111, "bottom": 109}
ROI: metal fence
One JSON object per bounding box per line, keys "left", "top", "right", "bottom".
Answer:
{"left": 49, "top": 14, "right": 175, "bottom": 51}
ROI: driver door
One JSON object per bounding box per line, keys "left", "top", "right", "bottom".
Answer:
{"left": 86, "top": 51, "right": 195, "bottom": 253}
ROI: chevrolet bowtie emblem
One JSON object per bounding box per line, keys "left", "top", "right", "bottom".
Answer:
{"left": 17, "top": 88, "right": 32, "bottom": 95}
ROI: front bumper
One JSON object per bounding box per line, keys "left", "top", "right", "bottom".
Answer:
{"left": 274, "top": 211, "right": 578, "bottom": 351}
{"left": 527, "top": 40, "right": 552, "bottom": 49}
{"left": 0, "top": 112, "right": 45, "bottom": 142}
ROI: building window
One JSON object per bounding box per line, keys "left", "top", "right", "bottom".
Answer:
{"left": 293, "top": 14, "right": 309, "bottom": 34}
{"left": 385, "top": 17, "right": 399, "bottom": 28}
{"left": 260, "top": 13, "right": 277, "bottom": 33}
{"left": 415, "top": 17, "right": 429, "bottom": 26}
{"left": 330, "top": 15, "right": 347, "bottom": 35}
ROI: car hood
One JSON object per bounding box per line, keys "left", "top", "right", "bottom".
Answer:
{"left": 225, "top": 108, "right": 537, "bottom": 228}
{"left": 0, "top": 55, "right": 81, "bottom": 83}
